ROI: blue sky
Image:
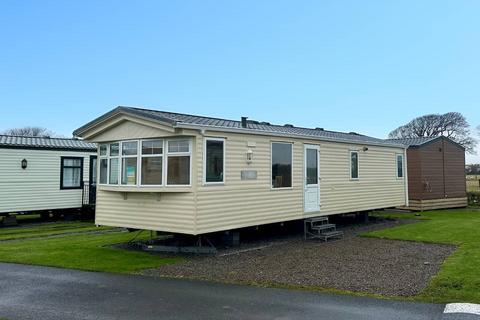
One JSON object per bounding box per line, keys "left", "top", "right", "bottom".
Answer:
{"left": 1, "top": 1, "right": 479, "bottom": 162}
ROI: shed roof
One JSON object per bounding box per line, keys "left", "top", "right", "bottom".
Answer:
{"left": 74, "top": 106, "right": 405, "bottom": 148}
{"left": 0, "top": 135, "right": 97, "bottom": 151}
{"left": 386, "top": 136, "right": 465, "bottom": 150}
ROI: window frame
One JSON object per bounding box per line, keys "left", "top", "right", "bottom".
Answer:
{"left": 140, "top": 139, "right": 164, "bottom": 187}
{"left": 396, "top": 153, "right": 404, "bottom": 179}
{"left": 120, "top": 140, "right": 139, "bottom": 186}
{"left": 271, "top": 141, "right": 294, "bottom": 190}
{"left": 203, "top": 137, "right": 226, "bottom": 185}
{"left": 349, "top": 150, "right": 359, "bottom": 180}
{"left": 98, "top": 144, "right": 109, "bottom": 185}
{"left": 108, "top": 142, "right": 120, "bottom": 185}
{"left": 60, "top": 156, "right": 84, "bottom": 190}
{"left": 166, "top": 138, "right": 192, "bottom": 187}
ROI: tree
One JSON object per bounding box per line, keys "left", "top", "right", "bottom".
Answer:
{"left": 1, "top": 126, "right": 58, "bottom": 138}
{"left": 389, "top": 112, "right": 477, "bottom": 153}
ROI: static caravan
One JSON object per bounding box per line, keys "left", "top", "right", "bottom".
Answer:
{"left": 0, "top": 135, "right": 97, "bottom": 216}
{"left": 387, "top": 137, "right": 467, "bottom": 210}
{"left": 74, "top": 106, "right": 408, "bottom": 235}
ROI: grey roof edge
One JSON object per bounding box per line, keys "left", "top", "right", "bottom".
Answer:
{"left": 176, "top": 123, "right": 407, "bottom": 148}
{"left": 74, "top": 106, "right": 406, "bottom": 148}
{"left": 386, "top": 136, "right": 465, "bottom": 150}
{"left": 73, "top": 106, "right": 177, "bottom": 137}
{"left": 0, "top": 135, "right": 97, "bottom": 151}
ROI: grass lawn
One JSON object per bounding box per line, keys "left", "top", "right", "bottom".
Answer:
{"left": 0, "top": 227, "right": 182, "bottom": 273}
{"left": 366, "top": 209, "right": 480, "bottom": 304}
{"left": 0, "top": 222, "right": 112, "bottom": 241}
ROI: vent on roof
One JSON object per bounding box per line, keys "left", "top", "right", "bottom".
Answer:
{"left": 315, "top": 127, "right": 324, "bottom": 131}
{"left": 260, "top": 121, "right": 271, "bottom": 125}
{"left": 284, "top": 124, "right": 294, "bottom": 128}
{"left": 241, "top": 117, "right": 248, "bottom": 128}
{"left": 349, "top": 131, "right": 359, "bottom": 135}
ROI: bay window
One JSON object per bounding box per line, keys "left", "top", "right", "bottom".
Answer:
{"left": 98, "top": 138, "right": 191, "bottom": 188}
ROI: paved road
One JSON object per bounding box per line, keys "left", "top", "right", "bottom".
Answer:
{"left": 0, "top": 263, "right": 474, "bottom": 320}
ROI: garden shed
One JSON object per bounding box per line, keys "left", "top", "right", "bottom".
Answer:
{"left": 387, "top": 136, "right": 467, "bottom": 210}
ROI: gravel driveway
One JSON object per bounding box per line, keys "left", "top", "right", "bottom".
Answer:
{"left": 140, "top": 219, "right": 456, "bottom": 297}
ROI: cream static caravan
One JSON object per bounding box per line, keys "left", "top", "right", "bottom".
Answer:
{"left": 0, "top": 135, "right": 97, "bottom": 216}
{"left": 74, "top": 107, "right": 408, "bottom": 235}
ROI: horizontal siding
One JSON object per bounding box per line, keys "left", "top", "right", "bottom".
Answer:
{"left": 0, "top": 148, "right": 95, "bottom": 213}
{"left": 195, "top": 132, "right": 406, "bottom": 234}
{"left": 95, "top": 189, "right": 196, "bottom": 234}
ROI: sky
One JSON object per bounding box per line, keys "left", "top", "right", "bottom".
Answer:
{"left": 1, "top": 0, "right": 479, "bottom": 163}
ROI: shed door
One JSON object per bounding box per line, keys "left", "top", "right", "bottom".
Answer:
{"left": 304, "top": 145, "right": 321, "bottom": 213}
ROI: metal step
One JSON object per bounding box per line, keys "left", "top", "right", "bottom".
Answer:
{"left": 320, "top": 230, "right": 344, "bottom": 239}
{"left": 311, "top": 223, "right": 336, "bottom": 231}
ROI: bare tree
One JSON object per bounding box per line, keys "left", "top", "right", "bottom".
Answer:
{"left": 1, "top": 126, "right": 58, "bottom": 138}
{"left": 389, "top": 112, "right": 477, "bottom": 153}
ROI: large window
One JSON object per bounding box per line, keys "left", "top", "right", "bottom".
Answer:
{"left": 60, "top": 157, "right": 83, "bottom": 189}
{"left": 204, "top": 138, "right": 225, "bottom": 184}
{"left": 167, "top": 140, "right": 191, "bottom": 185}
{"left": 396, "top": 154, "right": 404, "bottom": 178}
{"left": 271, "top": 142, "right": 293, "bottom": 188}
{"left": 350, "top": 151, "right": 359, "bottom": 179}
{"left": 98, "top": 138, "right": 191, "bottom": 187}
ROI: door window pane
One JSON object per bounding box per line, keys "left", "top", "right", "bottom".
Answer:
{"left": 122, "top": 141, "right": 138, "bottom": 156}
{"left": 142, "top": 157, "right": 163, "bottom": 185}
{"left": 122, "top": 157, "right": 137, "bottom": 185}
{"left": 205, "top": 139, "right": 224, "bottom": 183}
{"left": 351, "top": 152, "right": 359, "bottom": 179}
{"left": 99, "top": 159, "right": 107, "bottom": 184}
{"left": 167, "top": 156, "right": 190, "bottom": 185}
{"left": 142, "top": 140, "right": 163, "bottom": 155}
{"left": 272, "top": 143, "right": 292, "bottom": 188}
{"left": 306, "top": 148, "right": 318, "bottom": 185}
{"left": 109, "top": 158, "right": 119, "bottom": 184}
{"left": 91, "top": 158, "right": 97, "bottom": 186}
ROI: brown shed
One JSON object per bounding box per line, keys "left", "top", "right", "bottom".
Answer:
{"left": 388, "top": 136, "right": 467, "bottom": 210}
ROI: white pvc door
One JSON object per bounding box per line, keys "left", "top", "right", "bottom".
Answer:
{"left": 304, "top": 145, "right": 320, "bottom": 213}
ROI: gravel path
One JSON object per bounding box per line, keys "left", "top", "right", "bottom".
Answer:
{"left": 140, "top": 220, "right": 456, "bottom": 297}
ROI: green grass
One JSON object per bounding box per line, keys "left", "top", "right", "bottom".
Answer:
{"left": 0, "top": 222, "right": 112, "bottom": 241}
{"left": 366, "top": 209, "right": 480, "bottom": 304}
{"left": 0, "top": 229, "right": 182, "bottom": 273}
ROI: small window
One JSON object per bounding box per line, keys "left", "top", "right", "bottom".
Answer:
{"left": 167, "top": 140, "right": 191, "bottom": 185}
{"left": 110, "top": 143, "right": 119, "bottom": 156}
{"left": 272, "top": 142, "right": 293, "bottom": 188}
{"left": 99, "top": 145, "right": 107, "bottom": 156}
{"left": 204, "top": 138, "right": 225, "bottom": 184}
{"left": 350, "top": 151, "right": 359, "bottom": 179}
{"left": 397, "top": 154, "right": 404, "bottom": 178}
{"left": 61, "top": 157, "right": 83, "bottom": 189}
{"left": 122, "top": 141, "right": 138, "bottom": 156}
{"left": 142, "top": 140, "right": 163, "bottom": 155}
